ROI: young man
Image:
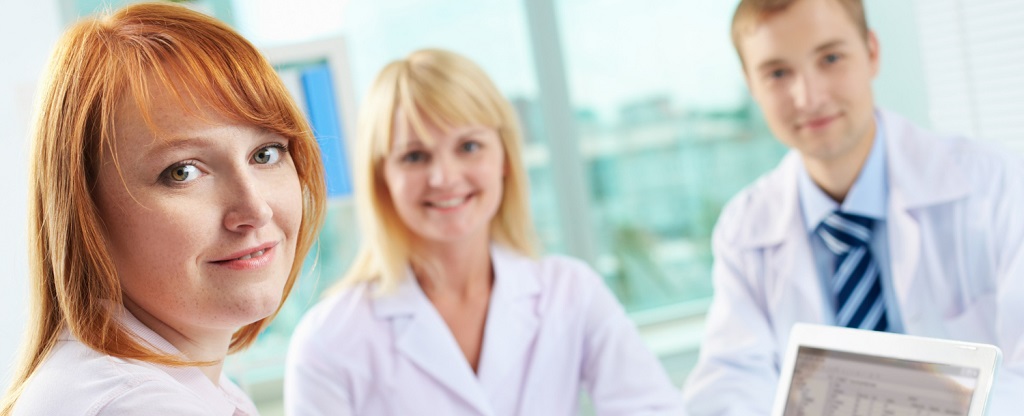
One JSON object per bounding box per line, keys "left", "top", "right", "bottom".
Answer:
{"left": 682, "top": 0, "right": 1024, "bottom": 415}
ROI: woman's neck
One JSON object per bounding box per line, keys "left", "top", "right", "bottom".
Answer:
{"left": 412, "top": 236, "right": 493, "bottom": 300}
{"left": 121, "top": 298, "right": 230, "bottom": 384}
{"left": 411, "top": 235, "right": 495, "bottom": 373}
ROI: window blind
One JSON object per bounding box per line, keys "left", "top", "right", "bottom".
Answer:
{"left": 914, "top": 0, "right": 1024, "bottom": 155}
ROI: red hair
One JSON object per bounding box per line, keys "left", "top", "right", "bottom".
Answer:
{"left": 2, "top": 2, "right": 325, "bottom": 412}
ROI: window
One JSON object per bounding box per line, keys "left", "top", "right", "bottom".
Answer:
{"left": 553, "top": 0, "right": 785, "bottom": 310}
{"left": 50, "top": 0, "right": 943, "bottom": 414}
{"left": 914, "top": 0, "right": 1024, "bottom": 155}
{"left": 223, "top": 1, "right": 786, "bottom": 409}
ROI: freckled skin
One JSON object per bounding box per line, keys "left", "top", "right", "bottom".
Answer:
{"left": 95, "top": 80, "right": 303, "bottom": 346}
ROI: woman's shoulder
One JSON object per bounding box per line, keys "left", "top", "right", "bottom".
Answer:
{"left": 500, "top": 247, "right": 603, "bottom": 287}
{"left": 495, "top": 246, "right": 606, "bottom": 307}
{"left": 290, "top": 281, "right": 386, "bottom": 355}
{"left": 13, "top": 338, "right": 208, "bottom": 415}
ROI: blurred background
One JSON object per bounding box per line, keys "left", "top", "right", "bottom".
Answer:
{"left": 2, "top": 0, "right": 1022, "bottom": 414}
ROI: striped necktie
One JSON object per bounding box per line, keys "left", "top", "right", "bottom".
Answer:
{"left": 816, "top": 211, "right": 889, "bottom": 331}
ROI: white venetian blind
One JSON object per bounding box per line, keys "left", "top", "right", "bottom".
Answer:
{"left": 914, "top": 0, "right": 1024, "bottom": 155}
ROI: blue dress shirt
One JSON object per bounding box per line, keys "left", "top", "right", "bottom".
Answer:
{"left": 797, "top": 113, "right": 905, "bottom": 333}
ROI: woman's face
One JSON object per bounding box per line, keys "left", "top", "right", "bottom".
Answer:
{"left": 383, "top": 118, "right": 506, "bottom": 248}
{"left": 95, "top": 82, "right": 303, "bottom": 339}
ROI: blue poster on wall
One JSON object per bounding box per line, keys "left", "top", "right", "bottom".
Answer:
{"left": 301, "top": 64, "right": 352, "bottom": 197}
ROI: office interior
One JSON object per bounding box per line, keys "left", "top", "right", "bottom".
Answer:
{"left": 1, "top": 0, "right": 1021, "bottom": 414}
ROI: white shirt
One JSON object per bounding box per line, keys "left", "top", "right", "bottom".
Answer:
{"left": 285, "top": 244, "right": 683, "bottom": 416}
{"left": 797, "top": 113, "right": 905, "bottom": 332}
{"left": 13, "top": 308, "right": 259, "bottom": 416}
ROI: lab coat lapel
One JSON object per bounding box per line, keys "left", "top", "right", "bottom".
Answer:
{"left": 764, "top": 156, "right": 829, "bottom": 335}
{"left": 475, "top": 245, "right": 541, "bottom": 394}
{"left": 736, "top": 153, "right": 829, "bottom": 343}
{"left": 770, "top": 215, "right": 829, "bottom": 334}
{"left": 880, "top": 110, "right": 969, "bottom": 309}
{"left": 374, "top": 272, "right": 495, "bottom": 416}
{"left": 888, "top": 190, "right": 921, "bottom": 312}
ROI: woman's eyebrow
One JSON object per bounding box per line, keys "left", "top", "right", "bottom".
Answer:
{"left": 142, "top": 135, "right": 215, "bottom": 159}
{"left": 140, "top": 123, "right": 259, "bottom": 159}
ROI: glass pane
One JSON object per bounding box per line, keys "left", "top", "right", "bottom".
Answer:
{"left": 329, "top": 0, "right": 568, "bottom": 252}
{"left": 226, "top": 1, "right": 565, "bottom": 412}
{"left": 555, "top": 0, "right": 787, "bottom": 311}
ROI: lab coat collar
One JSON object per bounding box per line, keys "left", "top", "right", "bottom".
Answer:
{"left": 741, "top": 108, "right": 970, "bottom": 248}
{"left": 370, "top": 244, "right": 541, "bottom": 317}
{"left": 110, "top": 307, "right": 256, "bottom": 416}
{"left": 736, "top": 151, "right": 802, "bottom": 248}
{"left": 476, "top": 245, "right": 542, "bottom": 399}
{"left": 370, "top": 243, "right": 542, "bottom": 416}
{"left": 880, "top": 109, "right": 970, "bottom": 209}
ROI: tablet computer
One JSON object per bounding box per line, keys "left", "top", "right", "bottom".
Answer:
{"left": 772, "top": 323, "right": 1001, "bottom": 416}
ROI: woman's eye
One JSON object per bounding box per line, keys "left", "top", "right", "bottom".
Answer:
{"left": 402, "top": 151, "right": 428, "bottom": 163}
{"left": 461, "top": 141, "right": 481, "bottom": 152}
{"left": 254, "top": 145, "right": 285, "bottom": 165}
{"left": 824, "top": 53, "right": 841, "bottom": 64}
{"left": 163, "top": 163, "right": 201, "bottom": 184}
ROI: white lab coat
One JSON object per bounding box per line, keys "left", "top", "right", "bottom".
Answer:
{"left": 285, "top": 244, "right": 682, "bottom": 416}
{"left": 683, "top": 110, "right": 1024, "bottom": 416}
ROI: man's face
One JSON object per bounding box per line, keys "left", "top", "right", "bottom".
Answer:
{"left": 739, "top": 0, "right": 880, "bottom": 164}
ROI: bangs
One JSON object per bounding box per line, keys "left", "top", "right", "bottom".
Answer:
{"left": 386, "top": 57, "right": 505, "bottom": 154}
{"left": 86, "top": 4, "right": 317, "bottom": 203}
{"left": 117, "top": 29, "right": 303, "bottom": 144}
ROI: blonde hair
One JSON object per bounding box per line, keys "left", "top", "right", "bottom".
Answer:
{"left": 3, "top": 2, "right": 325, "bottom": 412}
{"left": 338, "top": 48, "right": 538, "bottom": 294}
{"left": 731, "top": 0, "right": 869, "bottom": 67}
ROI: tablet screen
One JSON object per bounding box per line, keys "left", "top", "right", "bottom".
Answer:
{"left": 783, "top": 346, "right": 979, "bottom": 416}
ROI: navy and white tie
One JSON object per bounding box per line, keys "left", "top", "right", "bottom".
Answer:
{"left": 816, "top": 211, "right": 889, "bottom": 331}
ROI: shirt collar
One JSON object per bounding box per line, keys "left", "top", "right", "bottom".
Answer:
{"left": 116, "top": 307, "right": 259, "bottom": 416}
{"left": 799, "top": 112, "right": 889, "bottom": 231}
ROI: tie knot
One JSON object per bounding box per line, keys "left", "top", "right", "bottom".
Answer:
{"left": 816, "top": 211, "right": 874, "bottom": 255}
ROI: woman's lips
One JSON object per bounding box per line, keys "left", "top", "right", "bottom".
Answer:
{"left": 211, "top": 241, "right": 278, "bottom": 271}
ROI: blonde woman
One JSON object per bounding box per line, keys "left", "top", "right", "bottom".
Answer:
{"left": 285, "top": 49, "right": 681, "bottom": 415}
{"left": 2, "top": 3, "right": 325, "bottom": 415}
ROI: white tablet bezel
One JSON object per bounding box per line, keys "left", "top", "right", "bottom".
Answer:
{"left": 771, "top": 323, "right": 1002, "bottom": 416}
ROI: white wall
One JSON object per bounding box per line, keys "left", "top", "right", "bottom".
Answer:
{"left": 0, "top": 0, "right": 62, "bottom": 388}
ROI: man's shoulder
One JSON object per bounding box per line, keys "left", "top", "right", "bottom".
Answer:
{"left": 884, "top": 111, "right": 1023, "bottom": 190}
{"left": 714, "top": 152, "right": 800, "bottom": 245}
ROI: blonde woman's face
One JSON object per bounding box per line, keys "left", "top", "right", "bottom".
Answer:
{"left": 383, "top": 119, "right": 505, "bottom": 248}
{"left": 95, "top": 82, "right": 303, "bottom": 340}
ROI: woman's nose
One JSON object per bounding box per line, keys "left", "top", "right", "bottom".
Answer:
{"left": 222, "top": 173, "right": 273, "bottom": 232}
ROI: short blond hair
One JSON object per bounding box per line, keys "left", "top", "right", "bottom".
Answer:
{"left": 337, "top": 48, "right": 538, "bottom": 294}
{"left": 731, "top": 0, "right": 869, "bottom": 66}
{"left": 3, "top": 3, "right": 325, "bottom": 413}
